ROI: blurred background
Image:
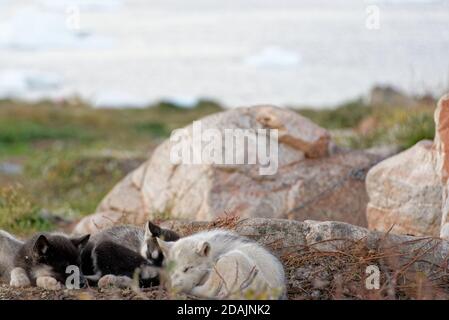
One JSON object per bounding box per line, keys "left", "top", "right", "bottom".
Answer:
{"left": 0, "top": 0, "right": 448, "bottom": 108}
{"left": 0, "top": 0, "right": 448, "bottom": 236}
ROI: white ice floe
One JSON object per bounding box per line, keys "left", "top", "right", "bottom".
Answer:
{"left": 244, "top": 46, "right": 301, "bottom": 68}
{"left": 0, "top": 69, "right": 63, "bottom": 98}
{"left": 38, "top": 0, "right": 125, "bottom": 12}
{"left": 93, "top": 91, "right": 150, "bottom": 108}
{"left": 0, "top": 7, "right": 114, "bottom": 50}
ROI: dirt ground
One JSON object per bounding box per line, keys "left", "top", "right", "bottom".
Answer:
{"left": 0, "top": 284, "right": 305, "bottom": 300}
{"left": 0, "top": 283, "right": 171, "bottom": 300}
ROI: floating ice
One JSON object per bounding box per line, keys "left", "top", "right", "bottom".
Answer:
{"left": 0, "top": 7, "right": 114, "bottom": 50}
{"left": 38, "top": 0, "right": 125, "bottom": 12}
{"left": 0, "top": 69, "right": 63, "bottom": 98}
{"left": 244, "top": 46, "right": 301, "bottom": 68}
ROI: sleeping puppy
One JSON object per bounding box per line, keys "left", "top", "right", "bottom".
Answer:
{"left": 157, "top": 229, "right": 287, "bottom": 299}
{"left": 0, "top": 230, "right": 22, "bottom": 284}
{"left": 81, "top": 221, "right": 179, "bottom": 288}
{"left": 8, "top": 232, "right": 90, "bottom": 290}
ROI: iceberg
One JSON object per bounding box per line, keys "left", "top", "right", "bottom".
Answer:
{"left": 244, "top": 46, "right": 301, "bottom": 68}
{"left": 0, "top": 7, "right": 114, "bottom": 50}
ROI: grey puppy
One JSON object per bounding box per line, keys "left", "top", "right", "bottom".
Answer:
{"left": 0, "top": 230, "right": 22, "bottom": 283}
{"left": 80, "top": 221, "right": 180, "bottom": 288}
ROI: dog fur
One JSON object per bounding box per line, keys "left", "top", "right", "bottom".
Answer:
{"left": 8, "top": 232, "right": 90, "bottom": 290}
{"left": 81, "top": 221, "right": 179, "bottom": 288}
{"left": 0, "top": 230, "right": 23, "bottom": 283}
{"left": 157, "top": 229, "right": 286, "bottom": 299}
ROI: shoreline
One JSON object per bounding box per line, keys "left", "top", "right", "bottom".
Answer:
{"left": 0, "top": 84, "right": 440, "bottom": 111}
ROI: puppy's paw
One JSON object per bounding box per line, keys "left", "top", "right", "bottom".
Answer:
{"left": 36, "top": 276, "right": 62, "bottom": 290}
{"left": 98, "top": 274, "right": 134, "bottom": 289}
{"left": 9, "top": 267, "right": 31, "bottom": 287}
{"left": 98, "top": 274, "right": 118, "bottom": 288}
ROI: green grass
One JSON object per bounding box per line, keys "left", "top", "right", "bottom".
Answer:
{"left": 340, "top": 105, "right": 435, "bottom": 149}
{"left": 0, "top": 185, "right": 53, "bottom": 236}
{"left": 0, "top": 99, "right": 223, "bottom": 234}
{"left": 28, "top": 152, "right": 144, "bottom": 216}
{"left": 297, "top": 99, "right": 370, "bottom": 129}
{"left": 0, "top": 121, "right": 93, "bottom": 159}
{"left": 0, "top": 121, "right": 91, "bottom": 144}
{"left": 134, "top": 122, "right": 170, "bottom": 138}
{"left": 394, "top": 112, "right": 435, "bottom": 149}
{"left": 296, "top": 98, "right": 435, "bottom": 149}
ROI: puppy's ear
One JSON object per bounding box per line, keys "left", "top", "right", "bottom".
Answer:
{"left": 71, "top": 234, "right": 90, "bottom": 250}
{"left": 33, "top": 235, "right": 50, "bottom": 257}
{"left": 156, "top": 237, "right": 173, "bottom": 257}
{"left": 145, "top": 221, "right": 161, "bottom": 239}
{"left": 160, "top": 229, "right": 180, "bottom": 242}
{"left": 196, "top": 241, "right": 210, "bottom": 257}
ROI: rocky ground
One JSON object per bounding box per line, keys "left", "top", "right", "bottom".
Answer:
{"left": 2, "top": 215, "right": 449, "bottom": 300}
{"left": 161, "top": 215, "right": 449, "bottom": 300}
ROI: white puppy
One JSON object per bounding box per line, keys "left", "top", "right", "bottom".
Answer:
{"left": 157, "top": 230, "right": 286, "bottom": 299}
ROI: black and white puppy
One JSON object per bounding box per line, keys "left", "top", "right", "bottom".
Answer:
{"left": 9, "top": 232, "right": 90, "bottom": 290}
{"left": 81, "top": 221, "right": 179, "bottom": 288}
